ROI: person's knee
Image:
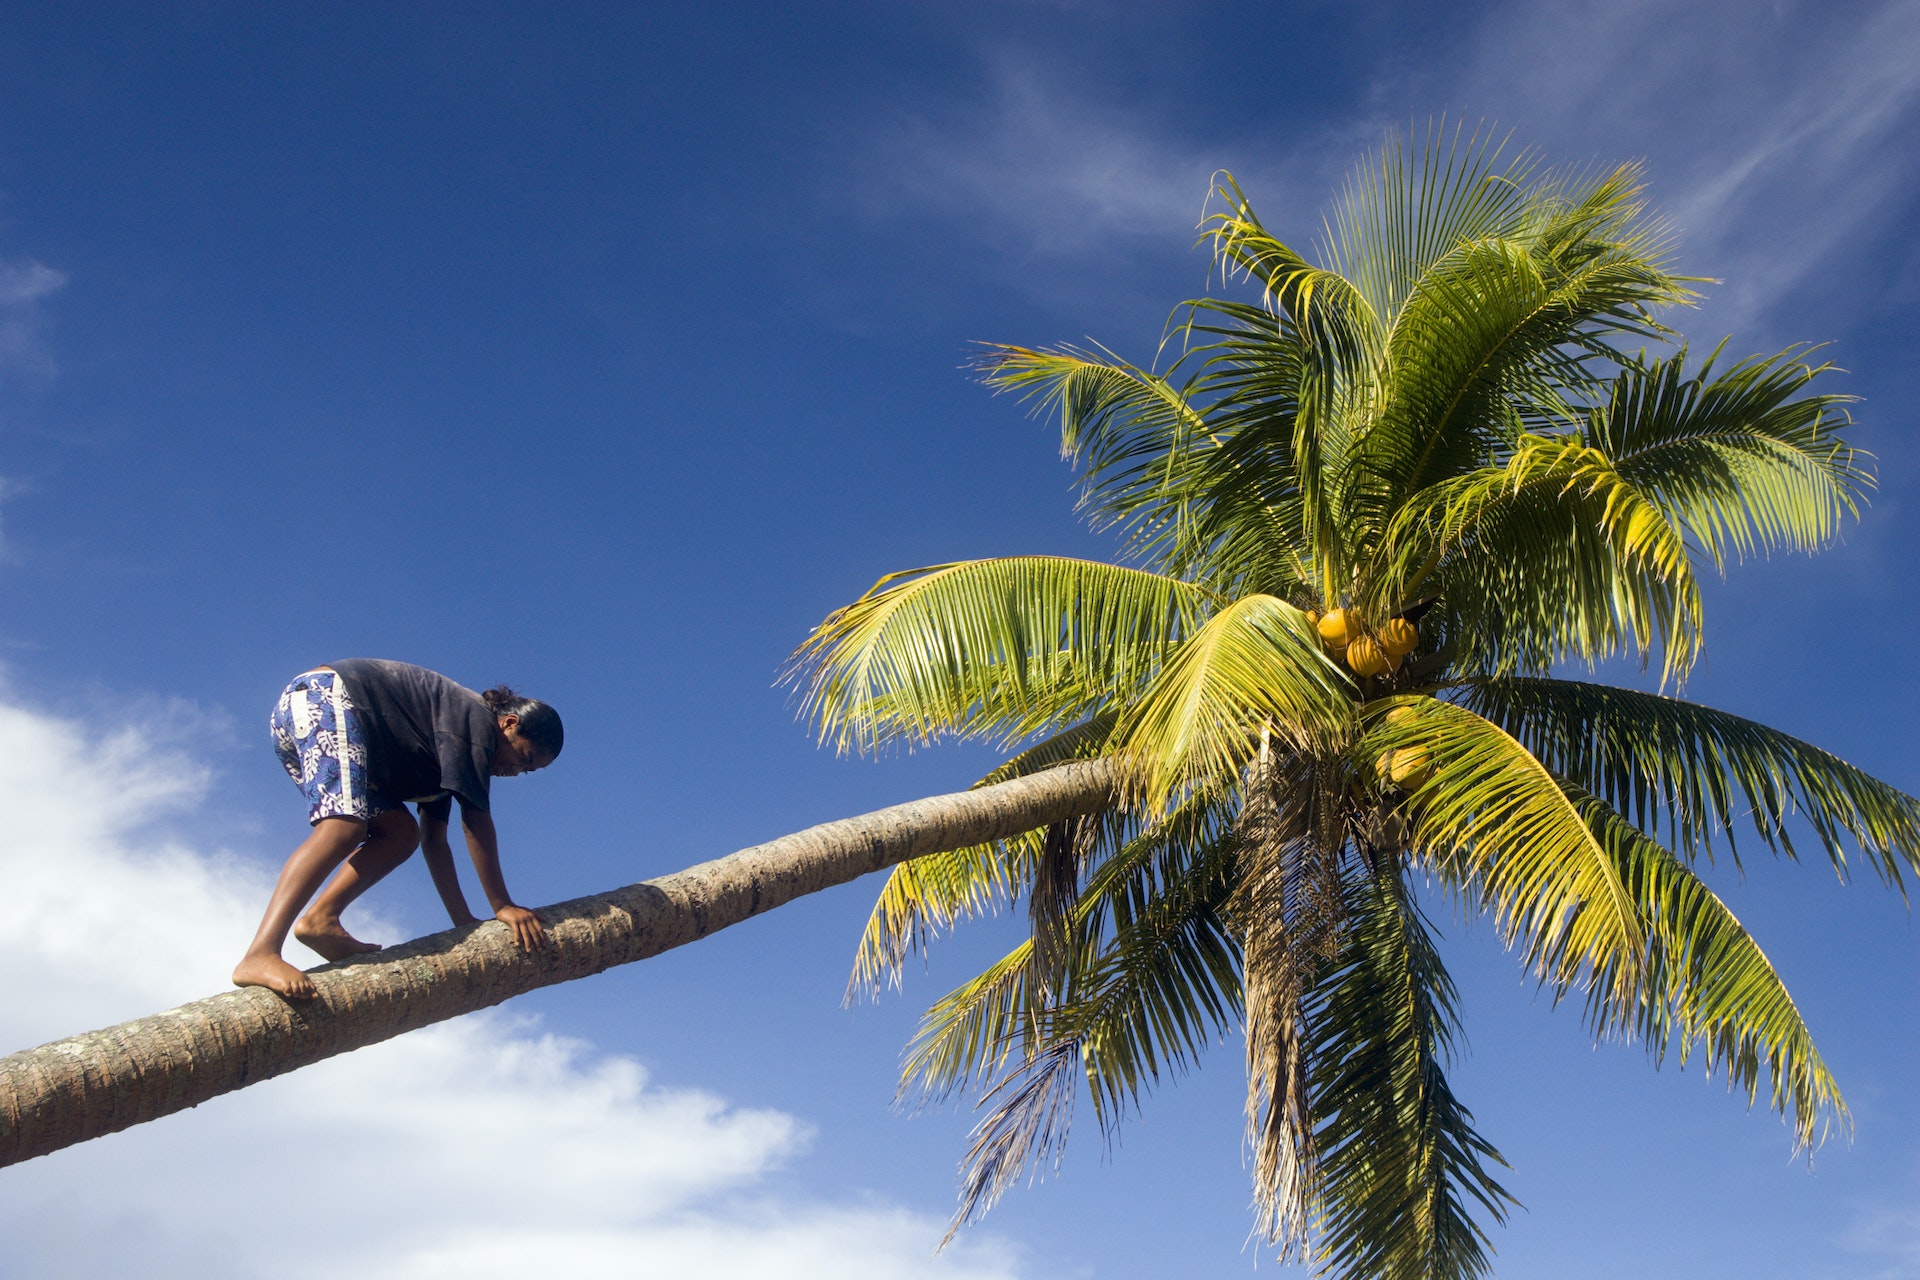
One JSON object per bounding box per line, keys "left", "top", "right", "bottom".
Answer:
{"left": 371, "top": 808, "right": 420, "bottom": 857}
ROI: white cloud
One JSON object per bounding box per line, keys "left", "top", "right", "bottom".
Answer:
{"left": 853, "top": 1, "right": 1920, "bottom": 338}
{"left": 1440, "top": 0, "right": 1920, "bottom": 335}
{"left": 0, "top": 693, "right": 1024, "bottom": 1280}
{"left": 859, "top": 56, "right": 1229, "bottom": 258}
{"left": 0, "top": 256, "right": 65, "bottom": 381}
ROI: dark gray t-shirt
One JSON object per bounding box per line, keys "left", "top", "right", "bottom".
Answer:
{"left": 329, "top": 659, "right": 496, "bottom": 811}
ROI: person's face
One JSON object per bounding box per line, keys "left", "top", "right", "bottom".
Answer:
{"left": 491, "top": 714, "right": 555, "bottom": 777}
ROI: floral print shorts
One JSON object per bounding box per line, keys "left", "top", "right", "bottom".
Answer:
{"left": 270, "top": 670, "right": 385, "bottom": 824}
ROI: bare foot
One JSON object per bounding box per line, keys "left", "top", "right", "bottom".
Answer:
{"left": 293, "top": 914, "right": 383, "bottom": 963}
{"left": 232, "top": 952, "right": 319, "bottom": 1000}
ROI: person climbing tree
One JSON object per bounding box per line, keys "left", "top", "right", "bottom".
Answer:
{"left": 231, "top": 658, "right": 564, "bottom": 999}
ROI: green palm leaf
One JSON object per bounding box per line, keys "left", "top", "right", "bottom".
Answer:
{"left": 1370, "top": 697, "right": 1643, "bottom": 995}
{"left": 1388, "top": 431, "right": 1704, "bottom": 677}
{"left": 1325, "top": 122, "right": 1536, "bottom": 328}
{"left": 1156, "top": 303, "right": 1340, "bottom": 595}
{"left": 898, "top": 789, "right": 1236, "bottom": 1108}
{"left": 1072, "top": 841, "right": 1240, "bottom": 1131}
{"left": 1569, "top": 786, "right": 1845, "bottom": 1147}
{"left": 1310, "top": 867, "right": 1514, "bottom": 1280}
{"left": 1459, "top": 677, "right": 1920, "bottom": 885}
{"left": 1356, "top": 192, "right": 1689, "bottom": 541}
{"left": 977, "top": 339, "right": 1321, "bottom": 589}
{"left": 1201, "top": 172, "right": 1379, "bottom": 366}
{"left": 978, "top": 344, "right": 1212, "bottom": 485}
{"left": 1115, "top": 593, "right": 1353, "bottom": 807}
{"left": 939, "top": 816, "right": 1241, "bottom": 1236}
{"left": 901, "top": 796, "right": 1241, "bottom": 1240}
{"left": 1198, "top": 184, "right": 1377, "bottom": 595}
{"left": 790, "top": 556, "right": 1216, "bottom": 753}
{"left": 1594, "top": 344, "right": 1867, "bottom": 569}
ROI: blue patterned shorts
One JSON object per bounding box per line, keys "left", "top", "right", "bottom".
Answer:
{"left": 271, "top": 670, "right": 387, "bottom": 824}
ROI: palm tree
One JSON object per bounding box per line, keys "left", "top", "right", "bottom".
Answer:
{"left": 790, "top": 126, "right": 1920, "bottom": 1278}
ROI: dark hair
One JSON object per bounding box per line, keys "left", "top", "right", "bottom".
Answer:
{"left": 482, "top": 685, "right": 564, "bottom": 759}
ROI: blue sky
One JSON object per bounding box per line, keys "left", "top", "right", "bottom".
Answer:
{"left": 0, "top": 2, "right": 1916, "bottom": 1275}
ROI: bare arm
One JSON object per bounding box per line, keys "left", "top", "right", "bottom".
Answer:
{"left": 418, "top": 800, "right": 479, "bottom": 928}
{"left": 458, "top": 801, "right": 547, "bottom": 951}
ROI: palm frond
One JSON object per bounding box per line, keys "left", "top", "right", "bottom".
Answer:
{"left": 978, "top": 338, "right": 1324, "bottom": 595}
{"left": 1386, "top": 431, "right": 1704, "bottom": 679}
{"left": 1071, "top": 825, "right": 1241, "bottom": 1131}
{"left": 934, "top": 825, "right": 1238, "bottom": 1243}
{"left": 1115, "top": 594, "right": 1353, "bottom": 808}
{"left": 1310, "top": 865, "right": 1514, "bottom": 1279}
{"left": 1594, "top": 344, "right": 1867, "bottom": 570}
{"left": 1029, "top": 815, "right": 1092, "bottom": 993}
{"left": 1159, "top": 302, "right": 1345, "bottom": 597}
{"left": 904, "top": 941, "right": 1042, "bottom": 1113}
{"left": 791, "top": 556, "right": 1217, "bottom": 753}
{"left": 1326, "top": 120, "right": 1535, "bottom": 328}
{"left": 1201, "top": 172, "right": 1380, "bottom": 365}
{"left": 1370, "top": 697, "right": 1643, "bottom": 996}
{"left": 1197, "top": 182, "right": 1377, "bottom": 597}
{"left": 899, "top": 788, "right": 1237, "bottom": 1109}
{"left": 1355, "top": 201, "right": 1690, "bottom": 544}
{"left": 944, "top": 858, "right": 1240, "bottom": 1240}
{"left": 1568, "top": 785, "right": 1845, "bottom": 1149}
{"left": 977, "top": 344, "right": 1216, "bottom": 542}
{"left": 943, "top": 1042, "right": 1083, "bottom": 1246}
{"left": 1460, "top": 677, "right": 1920, "bottom": 886}
{"left": 920, "top": 802, "right": 1243, "bottom": 1238}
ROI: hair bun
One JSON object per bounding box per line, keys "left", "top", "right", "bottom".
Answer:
{"left": 482, "top": 683, "right": 564, "bottom": 759}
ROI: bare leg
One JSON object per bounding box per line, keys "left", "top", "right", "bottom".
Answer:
{"left": 296, "top": 807, "right": 420, "bottom": 960}
{"left": 233, "top": 817, "right": 369, "bottom": 999}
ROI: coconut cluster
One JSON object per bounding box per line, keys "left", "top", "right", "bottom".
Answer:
{"left": 1307, "top": 608, "right": 1420, "bottom": 677}
{"left": 1304, "top": 607, "right": 1437, "bottom": 793}
{"left": 1375, "top": 708, "right": 1432, "bottom": 791}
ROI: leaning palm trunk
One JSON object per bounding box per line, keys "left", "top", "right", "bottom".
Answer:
{"left": 0, "top": 759, "right": 1115, "bottom": 1169}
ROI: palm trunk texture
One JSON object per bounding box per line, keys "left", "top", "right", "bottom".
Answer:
{"left": 0, "top": 759, "right": 1115, "bottom": 1169}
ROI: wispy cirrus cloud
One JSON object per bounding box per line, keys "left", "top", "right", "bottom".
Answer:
{"left": 860, "top": 57, "right": 1224, "bottom": 258}
{"left": 1434, "top": 0, "right": 1920, "bottom": 336}
{"left": 839, "top": 53, "right": 1368, "bottom": 332}
{"left": 0, "top": 693, "right": 1027, "bottom": 1280}
{"left": 0, "top": 256, "right": 65, "bottom": 382}
{"left": 852, "top": 1, "right": 1920, "bottom": 340}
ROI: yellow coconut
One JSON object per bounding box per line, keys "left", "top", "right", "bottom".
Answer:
{"left": 1316, "top": 607, "right": 1360, "bottom": 648}
{"left": 1374, "top": 749, "right": 1397, "bottom": 780}
{"left": 1384, "top": 705, "right": 1416, "bottom": 727}
{"left": 1346, "top": 634, "right": 1390, "bottom": 677}
{"left": 1389, "top": 746, "right": 1433, "bottom": 791}
{"left": 1380, "top": 617, "right": 1419, "bottom": 658}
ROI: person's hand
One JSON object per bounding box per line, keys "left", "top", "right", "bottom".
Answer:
{"left": 495, "top": 903, "right": 548, "bottom": 951}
